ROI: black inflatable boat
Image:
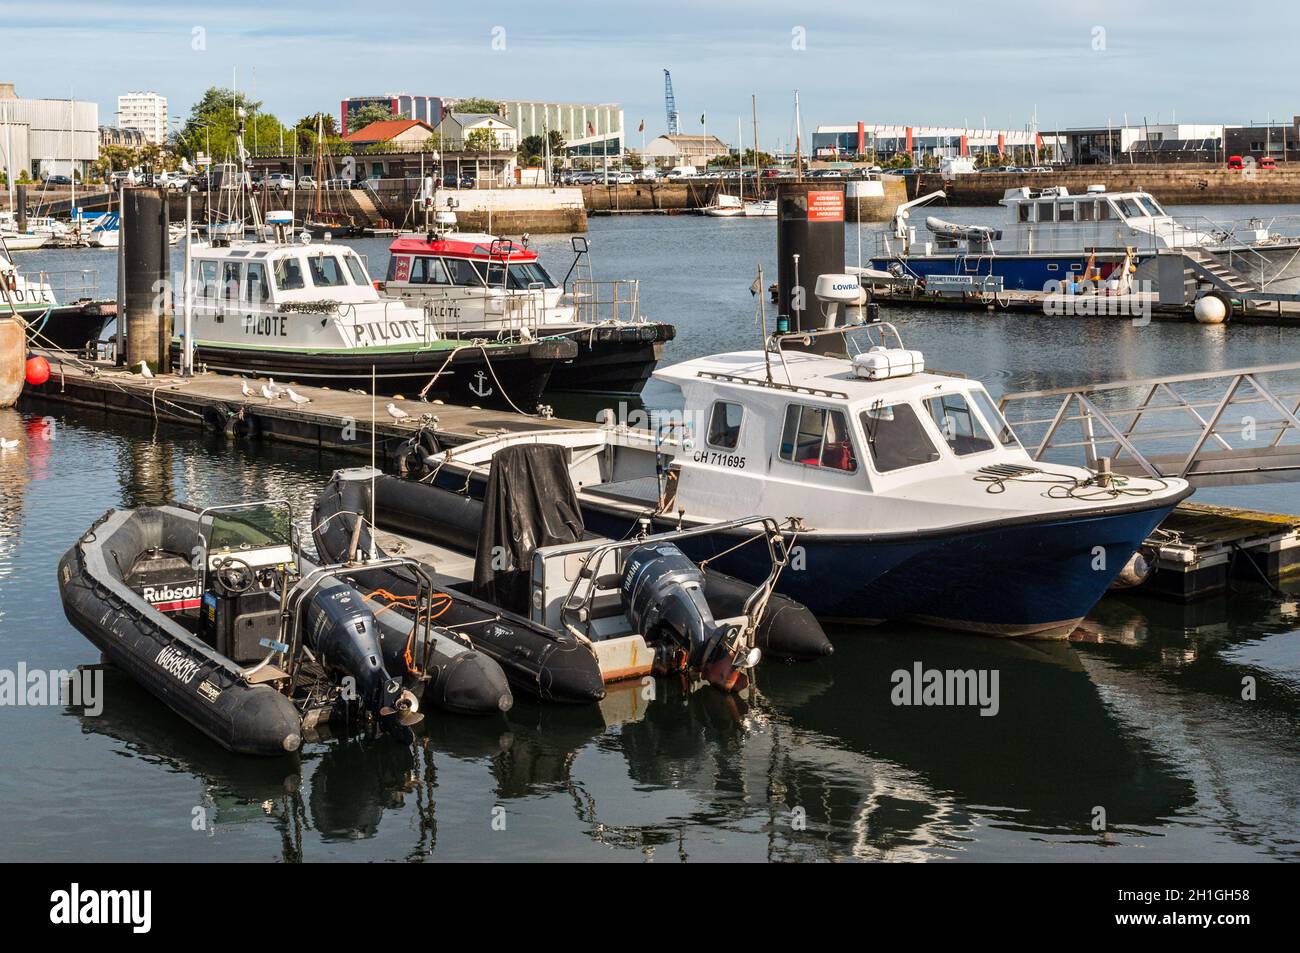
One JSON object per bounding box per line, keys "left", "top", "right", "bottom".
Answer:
{"left": 58, "top": 500, "right": 513, "bottom": 757}
{"left": 312, "top": 447, "right": 831, "bottom": 696}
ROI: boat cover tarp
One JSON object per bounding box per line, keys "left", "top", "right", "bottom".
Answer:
{"left": 473, "top": 444, "right": 584, "bottom": 613}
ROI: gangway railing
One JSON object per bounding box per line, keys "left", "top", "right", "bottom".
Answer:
{"left": 571, "top": 278, "right": 641, "bottom": 325}
{"left": 998, "top": 361, "right": 1300, "bottom": 487}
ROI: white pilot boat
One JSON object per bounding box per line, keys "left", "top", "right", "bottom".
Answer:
{"left": 177, "top": 212, "right": 574, "bottom": 409}
{"left": 415, "top": 277, "right": 1191, "bottom": 637}
{"left": 873, "top": 185, "right": 1300, "bottom": 292}
{"left": 380, "top": 207, "right": 674, "bottom": 395}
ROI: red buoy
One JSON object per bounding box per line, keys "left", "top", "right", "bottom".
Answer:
{"left": 25, "top": 356, "right": 51, "bottom": 386}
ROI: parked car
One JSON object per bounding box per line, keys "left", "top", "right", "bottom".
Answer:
{"left": 296, "top": 176, "right": 316, "bottom": 189}
{"left": 44, "top": 174, "right": 73, "bottom": 187}
{"left": 267, "top": 173, "right": 295, "bottom": 191}
{"left": 636, "top": 168, "right": 659, "bottom": 182}
{"left": 322, "top": 177, "right": 354, "bottom": 190}
{"left": 1027, "top": 166, "right": 1052, "bottom": 173}
{"left": 664, "top": 165, "right": 697, "bottom": 181}
{"left": 598, "top": 170, "right": 633, "bottom": 185}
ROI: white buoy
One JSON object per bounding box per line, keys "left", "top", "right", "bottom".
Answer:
{"left": 1194, "top": 295, "right": 1228, "bottom": 325}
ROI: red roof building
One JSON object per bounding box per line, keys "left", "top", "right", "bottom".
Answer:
{"left": 343, "top": 119, "right": 436, "bottom": 146}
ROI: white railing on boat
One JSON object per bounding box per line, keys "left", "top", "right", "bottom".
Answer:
{"left": 570, "top": 278, "right": 642, "bottom": 326}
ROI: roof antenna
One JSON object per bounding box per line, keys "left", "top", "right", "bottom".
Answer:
{"left": 752, "top": 264, "right": 772, "bottom": 382}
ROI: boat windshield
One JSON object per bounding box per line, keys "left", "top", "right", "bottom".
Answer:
{"left": 343, "top": 252, "right": 369, "bottom": 285}
{"left": 969, "top": 388, "right": 1019, "bottom": 447}
{"left": 208, "top": 506, "right": 292, "bottom": 554}
{"left": 924, "top": 392, "right": 996, "bottom": 456}
{"left": 506, "top": 262, "right": 556, "bottom": 290}
{"left": 307, "top": 254, "right": 348, "bottom": 287}
{"left": 1116, "top": 197, "right": 1147, "bottom": 218}
{"left": 1137, "top": 196, "right": 1164, "bottom": 217}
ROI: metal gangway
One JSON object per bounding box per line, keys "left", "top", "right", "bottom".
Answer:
{"left": 998, "top": 362, "right": 1300, "bottom": 487}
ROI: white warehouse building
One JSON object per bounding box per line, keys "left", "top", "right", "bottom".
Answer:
{"left": 0, "top": 83, "right": 99, "bottom": 180}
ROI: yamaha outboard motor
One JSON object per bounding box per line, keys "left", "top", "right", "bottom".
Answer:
{"left": 305, "top": 578, "right": 419, "bottom": 725}
{"left": 620, "top": 542, "right": 756, "bottom": 692}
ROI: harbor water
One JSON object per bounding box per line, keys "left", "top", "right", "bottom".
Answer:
{"left": 1, "top": 210, "right": 1297, "bottom": 861}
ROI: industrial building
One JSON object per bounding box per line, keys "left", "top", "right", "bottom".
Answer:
{"left": 340, "top": 93, "right": 444, "bottom": 132}
{"left": 500, "top": 100, "right": 623, "bottom": 158}
{"left": 813, "top": 123, "right": 1044, "bottom": 162}
{"left": 116, "top": 91, "right": 168, "bottom": 145}
{"left": 0, "top": 82, "right": 99, "bottom": 180}
{"left": 642, "top": 134, "right": 729, "bottom": 169}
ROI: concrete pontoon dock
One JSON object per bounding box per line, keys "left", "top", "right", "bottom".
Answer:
{"left": 22, "top": 350, "right": 584, "bottom": 459}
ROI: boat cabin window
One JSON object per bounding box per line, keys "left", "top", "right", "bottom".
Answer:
{"left": 245, "top": 261, "right": 269, "bottom": 304}
{"left": 1097, "top": 201, "right": 1110, "bottom": 221}
{"left": 197, "top": 260, "right": 220, "bottom": 301}
{"left": 1058, "top": 203, "right": 1075, "bottom": 223}
{"left": 924, "top": 392, "right": 996, "bottom": 456}
{"left": 705, "top": 400, "right": 744, "bottom": 450}
{"left": 779, "top": 405, "right": 858, "bottom": 472}
{"left": 1037, "top": 202, "right": 1056, "bottom": 223}
{"left": 472, "top": 260, "right": 508, "bottom": 287}
{"left": 444, "top": 258, "right": 483, "bottom": 286}
{"left": 1077, "top": 201, "right": 1095, "bottom": 222}
{"left": 307, "top": 254, "right": 348, "bottom": 288}
{"left": 410, "top": 256, "right": 451, "bottom": 285}
{"left": 1116, "top": 197, "right": 1146, "bottom": 219}
{"left": 860, "top": 402, "right": 940, "bottom": 472}
{"left": 343, "top": 253, "right": 369, "bottom": 285}
{"left": 507, "top": 262, "right": 556, "bottom": 290}
{"left": 969, "top": 388, "right": 1019, "bottom": 447}
{"left": 1137, "top": 196, "right": 1163, "bottom": 217}
{"left": 1017, "top": 204, "right": 1032, "bottom": 223}
{"left": 274, "top": 256, "right": 305, "bottom": 291}
{"left": 222, "top": 262, "right": 241, "bottom": 301}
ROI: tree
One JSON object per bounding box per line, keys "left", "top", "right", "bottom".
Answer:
{"left": 94, "top": 144, "right": 137, "bottom": 177}
{"left": 294, "top": 114, "right": 343, "bottom": 154}
{"left": 518, "top": 134, "right": 547, "bottom": 165}
{"left": 175, "top": 86, "right": 290, "bottom": 161}
{"left": 465, "top": 128, "right": 499, "bottom": 152}
{"left": 347, "top": 104, "right": 393, "bottom": 134}
{"left": 454, "top": 98, "right": 502, "bottom": 115}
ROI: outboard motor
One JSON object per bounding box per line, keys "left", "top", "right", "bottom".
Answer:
{"left": 305, "top": 578, "right": 419, "bottom": 723}
{"left": 620, "top": 542, "right": 758, "bottom": 692}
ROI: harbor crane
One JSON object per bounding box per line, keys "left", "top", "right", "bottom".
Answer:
{"left": 663, "top": 69, "right": 680, "bottom": 136}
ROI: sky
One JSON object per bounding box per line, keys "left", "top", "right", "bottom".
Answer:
{"left": 1, "top": 0, "right": 1293, "bottom": 146}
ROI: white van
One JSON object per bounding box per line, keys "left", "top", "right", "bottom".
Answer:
{"left": 664, "top": 165, "right": 697, "bottom": 181}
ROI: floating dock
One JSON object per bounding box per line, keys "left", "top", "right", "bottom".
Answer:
{"left": 1143, "top": 502, "right": 1300, "bottom": 599}
{"left": 23, "top": 351, "right": 586, "bottom": 460}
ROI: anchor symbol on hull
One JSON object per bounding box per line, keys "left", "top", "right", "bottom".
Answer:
{"left": 468, "top": 370, "right": 494, "bottom": 398}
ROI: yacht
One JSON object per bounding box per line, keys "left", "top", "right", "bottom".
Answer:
{"left": 380, "top": 211, "right": 675, "bottom": 395}
{"left": 0, "top": 238, "right": 58, "bottom": 315}
{"left": 177, "top": 212, "right": 575, "bottom": 410}
{"left": 873, "top": 185, "right": 1300, "bottom": 292}
{"left": 413, "top": 280, "right": 1191, "bottom": 637}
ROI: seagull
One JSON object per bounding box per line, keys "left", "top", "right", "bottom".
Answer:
{"left": 0, "top": 438, "right": 18, "bottom": 451}
{"left": 285, "top": 387, "right": 311, "bottom": 405}
{"left": 260, "top": 382, "right": 279, "bottom": 401}
{"left": 240, "top": 380, "right": 254, "bottom": 398}
{"left": 265, "top": 378, "right": 282, "bottom": 398}
{"left": 138, "top": 361, "right": 153, "bottom": 379}
{"left": 386, "top": 403, "right": 411, "bottom": 420}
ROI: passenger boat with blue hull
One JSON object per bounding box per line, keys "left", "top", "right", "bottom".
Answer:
{"left": 871, "top": 184, "right": 1300, "bottom": 292}
{"left": 413, "top": 283, "right": 1191, "bottom": 638}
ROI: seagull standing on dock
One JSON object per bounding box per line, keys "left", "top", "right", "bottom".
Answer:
{"left": 285, "top": 387, "right": 311, "bottom": 405}
{"left": 261, "top": 382, "right": 280, "bottom": 401}
{"left": 386, "top": 403, "right": 411, "bottom": 421}
{"left": 240, "top": 380, "right": 254, "bottom": 398}
{"left": 138, "top": 361, "right": 153, "bottom": 379}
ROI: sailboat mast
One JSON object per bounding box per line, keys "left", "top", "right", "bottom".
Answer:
{"left": 314, "top": 113, "right": 323, "bottom": 218}
{"left": 751, "top": 94, "right": 760, "bottom": 193}
{"left": 737, "top": 115, "right": 743, "bottom": 202}
{"left": 794, "top": 90, "right": 803, "bottom": 182}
